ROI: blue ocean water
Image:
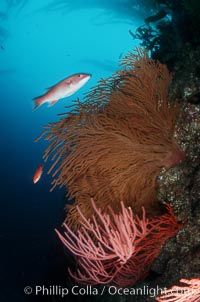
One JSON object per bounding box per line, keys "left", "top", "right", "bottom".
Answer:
{"left": 0, "top": 1, "right": 144, "bottom": 301}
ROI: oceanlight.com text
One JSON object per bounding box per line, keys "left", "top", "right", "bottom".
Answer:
{"left": 24, "top": 284, "right": 196, "bottom": 298}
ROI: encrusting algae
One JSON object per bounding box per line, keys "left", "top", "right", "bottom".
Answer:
{"left": 38, "top": 49, "right": 185, "bottom": 229}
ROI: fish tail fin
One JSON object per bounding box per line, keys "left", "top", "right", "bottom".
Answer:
{"left": 33, "top": 95, "right": 46, "bottom": 110}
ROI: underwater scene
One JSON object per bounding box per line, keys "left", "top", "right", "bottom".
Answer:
{"left": 1, "top": 0, "right": 200, "bottom": 301}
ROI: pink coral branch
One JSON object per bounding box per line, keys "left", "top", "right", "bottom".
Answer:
{"left": 156, "top": 278, "right": 200, "bottom": 302}
{"left": 56, "top": 199, "right": 181, "bottom": 287}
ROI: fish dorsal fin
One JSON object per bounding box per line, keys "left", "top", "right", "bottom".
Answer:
{"left": 48, "top": 100, "right": 58, "bottom": 107}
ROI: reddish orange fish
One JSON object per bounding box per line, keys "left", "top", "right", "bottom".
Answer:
{"left": 33, "top": 164, "right": 43, "bottom": 184}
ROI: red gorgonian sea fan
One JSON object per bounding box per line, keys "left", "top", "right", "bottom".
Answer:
{"left": 38, "top": 49, "right": 185, "bottom": 229}
{"left": 156, "top": 278, "right": 200, "bottom": 302}
{"left": 55, "top": 199, "right": 181, "bottom": 287}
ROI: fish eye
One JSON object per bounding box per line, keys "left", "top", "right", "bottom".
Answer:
{"left": 78, "top": 74, "right": 82, "bottom": 78}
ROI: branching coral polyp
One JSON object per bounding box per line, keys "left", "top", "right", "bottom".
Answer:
{"left": 39, "top": 48, "right": 185, "bottom": 229}
{"left": 55, "top": 199, "right": 181, "bottom": 287}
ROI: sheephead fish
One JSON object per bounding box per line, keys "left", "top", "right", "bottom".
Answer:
{"left": 33, "top": 73, "right": 91, "bottom": 109}
{"left": 33, "top": 164, "right": 43, "bottom": 184}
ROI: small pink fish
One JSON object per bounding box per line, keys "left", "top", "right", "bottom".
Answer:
{"left": 33, "top": 164, "right": 43, "bottom": 184}
{"left": 33, "top": 73, "right": 91, "bottom": 109}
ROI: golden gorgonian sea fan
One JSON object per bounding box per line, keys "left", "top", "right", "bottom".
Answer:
{"left": 39, "top": 49, "right": 185, "bottom": 228}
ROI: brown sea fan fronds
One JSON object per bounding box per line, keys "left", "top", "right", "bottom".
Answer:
{"left": 39, "top": 49, "right": 185, "bottom": 229}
